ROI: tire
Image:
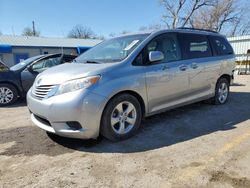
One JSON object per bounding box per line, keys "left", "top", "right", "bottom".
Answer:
{"left": 212, "top": 78, "right": 230, "bottom": 105}
{"left": 0, "top": 84, "right": 18, "bottom": 106}
{"left": 101, "top": 94, "right": 142, "bottom": 141}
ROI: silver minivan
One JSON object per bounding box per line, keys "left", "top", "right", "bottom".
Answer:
{"left": 27, "top": 28, "right": 235, "bottom": 141}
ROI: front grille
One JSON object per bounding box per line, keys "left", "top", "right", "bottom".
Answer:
{"left": 32, "top": 85, "right": 56, "bottom": 99}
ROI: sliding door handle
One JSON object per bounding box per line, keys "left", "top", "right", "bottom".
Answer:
{"left": 191, "top": 63, "right": 198, "bottom": 69}
{"left": 179, "top": 64, "right": 188, "bottom": 71}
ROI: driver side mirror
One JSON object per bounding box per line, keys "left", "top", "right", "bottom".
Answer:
{"left": 149, "top": 51, "right": 164, "bottom": 63}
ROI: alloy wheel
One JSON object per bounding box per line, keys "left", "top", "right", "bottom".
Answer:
{"left": 218, "top": 82, "right": 228, "bottom": 104}
{"left": 0, "top": 87, "right": 14, "bottom": 105}
{"left": 110, "top": 101, "right": 137, "bottom": 135}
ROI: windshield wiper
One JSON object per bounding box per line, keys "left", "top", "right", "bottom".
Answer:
{"left": 85, "top": 60, "right": 101, "bottom": 64}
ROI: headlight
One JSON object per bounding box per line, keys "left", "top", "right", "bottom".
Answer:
{"left": 55, "top": 75, "right": 100, "bottom": 96}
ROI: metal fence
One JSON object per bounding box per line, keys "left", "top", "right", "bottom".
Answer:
{"left": 235, "top": 54, "right": 250, "bottom": 74}
{"left": 227, "top": 36, "right": 250, "bottom": 74}
{"left": 228, "top": 35, "right": 250, "bottom": 60}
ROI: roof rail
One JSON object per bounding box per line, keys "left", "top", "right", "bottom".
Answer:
{"left": 177, "top": 27, "right": 218, "bottom": 34}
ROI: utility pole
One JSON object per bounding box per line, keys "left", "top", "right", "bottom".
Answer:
{"left": 32, "top": 21, "right": 36, "bottom": 36}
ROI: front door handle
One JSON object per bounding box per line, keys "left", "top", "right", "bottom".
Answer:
{"left": 179, "top": 64, "right": 188, "bottom": 71}
{"left": 191, "top": 63, "right": 198, "bottom": 69}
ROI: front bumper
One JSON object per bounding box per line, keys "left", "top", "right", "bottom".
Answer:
{"left": 27, "top": 88, "right": 107, "bottom": 139}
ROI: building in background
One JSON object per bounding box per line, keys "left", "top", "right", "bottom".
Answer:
{"left": 1, "top": 34, "right": 249, "bottom": 68}
{"left": 0, "top": 35, "right": 102, "bottom": 67}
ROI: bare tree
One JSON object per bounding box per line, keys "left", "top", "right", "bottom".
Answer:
{"left": 238, "top": 20, "right": 250, "bottom": 35}
{"left": 191, "top": 0, "right": 249, "bottom": 36}
{"left": 108, "top": 31, "right": 130, "bottom": 38}
{"left": 96, "top": 35, "right": 105, "bottom": 40}
{"left": 120, "top": 30, "right": 131, "bottom": 35}
{"left": 191, "top": 0, "right": 237, "bottom": 31}
{"left": 229, "top": 7, "right": 250, "bottom": 36}
{"left": 68, "top": 25, "right": 96, "bottom": 39}
{"left": 138, "top": 26, "right": 148, "bottom": 31}
{"left": 22, "top": 27, "right": 40, "bottom": 37}
{"left": 0, "top": 31, "right": 2, "bottom": 35}
{"left": 109, "top": 33, "right": 116, "bottom": 38}
{"left": 139, "top": 24, "right": 163, "bottom": 31}
{"left": 160, "top": 0, "right": 214, "bottom": 28}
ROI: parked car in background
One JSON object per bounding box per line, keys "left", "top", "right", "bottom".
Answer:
{"left": 0, "top": 53, "right": 77, "bottom": 106}
{"left": 27, "top": 28, "right": 235, "bottom": 141}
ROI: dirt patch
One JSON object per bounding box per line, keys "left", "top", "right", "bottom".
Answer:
{"left": 209, "top": 170, "right": 250, "bottom": 188}
{"left": 1, "top": 76, "right": 250, "bottom": 187}
{"left": 188, "top": 161, "right": 203, "bottom": 167}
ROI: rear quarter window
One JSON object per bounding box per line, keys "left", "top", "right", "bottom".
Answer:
{"left": 178, "top": 33, "right": 212, "bottom": 59}
{"left": 210, "top": 36, "right": 234, "bottom": 56}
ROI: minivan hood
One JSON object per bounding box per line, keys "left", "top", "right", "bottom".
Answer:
{"left": 36, "top": 63, "right": 114, "bottom": 85}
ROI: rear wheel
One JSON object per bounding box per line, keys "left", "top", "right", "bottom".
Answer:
{"left": 101, "top": 94, "right": 142, "bottom": 141}
{"left": 212, "top": 78, "right": 229, "bottom": 105}
{"left": 0, "top": 84, "right": 18, "bottom": 106}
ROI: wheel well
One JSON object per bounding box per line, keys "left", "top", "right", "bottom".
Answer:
{"left": 0, "top": 81, "right": 21, "bottom": 96}
{"left": 218, "top": 74, "right": 231, "bottom": 84}
{"left": 105, "top": 90, "right": 146, "bottom": 117}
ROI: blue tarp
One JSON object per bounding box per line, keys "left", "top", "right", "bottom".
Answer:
{"left": 0, "top": 44, "right": 12, "bottom": 53}
{"left": 77, "top": 46, "right": 91, "bottom": 54}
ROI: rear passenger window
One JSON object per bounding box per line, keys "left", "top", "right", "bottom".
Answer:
{"left": 179, "top": 33, "right": 212, "bottom": 59}
{"left": 210, "top": 36, "right": 233, "bottom": 56}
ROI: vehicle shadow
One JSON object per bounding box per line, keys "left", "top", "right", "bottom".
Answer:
{"left": 1, "top": 98, "right": 27, "bottom": 108}
{"left": 48, "top": 91, "right": 250, "bottom": 154}
{"left": 0, "top": 91, "right": 249, "bottom": 156}
{"left": 231, "top": 83, "right": 246, "bottom": 86}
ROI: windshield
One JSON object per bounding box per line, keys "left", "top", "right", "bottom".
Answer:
{"left": 75, "top": 34, "right": 149, "bottom": 63}
{"left": 10, "top": 55, "right": 44, "bottom": 71}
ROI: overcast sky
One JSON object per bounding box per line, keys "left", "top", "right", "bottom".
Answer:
{"left": 0, "top": 0, "right": 163, "bottom": 37}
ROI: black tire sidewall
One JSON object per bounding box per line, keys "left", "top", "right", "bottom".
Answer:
{"left": 214, "top": 78, "right": 229, "bottom": 105}
{"left": 101, "top": 94, "right": 142, "bottom": 141}
{"left": 0, "top": 84, "right": 18, "bottom": 106}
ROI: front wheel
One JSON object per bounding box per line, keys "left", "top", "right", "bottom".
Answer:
{"left": 101, "top": 94, "right": 142, "bottom": 141}
{"left": 0, "top": 84, "right": 18, "bottom": 106}
{"left": 212, "top": 78, "right": 230, "bottom": 105}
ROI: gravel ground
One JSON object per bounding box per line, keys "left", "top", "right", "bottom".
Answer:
{"left": 0, "top": 75, "right": 250, "bottom": 188}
